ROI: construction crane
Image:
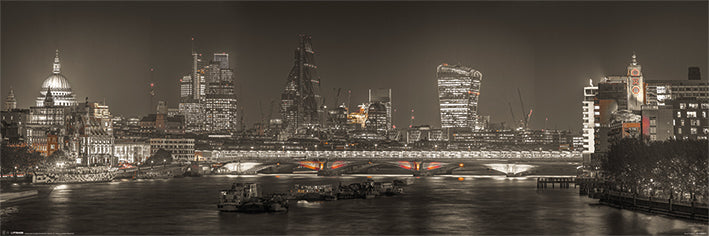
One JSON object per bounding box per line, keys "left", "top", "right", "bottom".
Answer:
{"left": 527, "top": 108, "right": 533, "bottom": 129}
{"left": 517, "top": 88, "right": 526, "bottom": 129}
{"left": 258, "top": 100, "right": 265, "bottom": 129}
{"left": 333, "top": 88, "right": 342, "bottom": 108}
{"left": 507, "top": 101, "right": 516, "bottom": 129}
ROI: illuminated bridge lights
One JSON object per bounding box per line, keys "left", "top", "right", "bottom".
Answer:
{"left": 329, "top": 161, "right": 347, "bottom": 170}
{"left": 396, "top": 161, "right": 413, "bottom": 170}
{"left": 298, "top": 161, "right": 323, "bottom": 170}
{"left": 424, "top": 162, "right": 443, "bottom": 170}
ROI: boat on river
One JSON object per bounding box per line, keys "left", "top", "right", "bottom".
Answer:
{"left": 217, "top": 183, "right": 288, "bottom": 213}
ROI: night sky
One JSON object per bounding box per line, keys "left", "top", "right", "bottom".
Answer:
{"left": 2, "top": 1, "right": 707, "bottom": 132}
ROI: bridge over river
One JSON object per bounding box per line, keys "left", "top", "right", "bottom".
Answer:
{"left": 200, "top": 150, "right": 582, "bottom": 176}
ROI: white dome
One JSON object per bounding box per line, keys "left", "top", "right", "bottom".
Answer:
{"left": 41, "top": 73, "right": 72, "bottom": 91}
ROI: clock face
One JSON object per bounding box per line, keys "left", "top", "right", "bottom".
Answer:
{"left": 632, "top": 86, "right": 640, "bottom": 94}
{"left": 631, "top": 69, "right": 640, "bottom": 76}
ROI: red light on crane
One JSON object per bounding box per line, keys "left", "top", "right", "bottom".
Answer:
{"left": 150, "top": 83, "right": 154, "bottom": 87}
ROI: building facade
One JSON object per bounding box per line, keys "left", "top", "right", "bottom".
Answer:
{"left": 114, "top": 140, "right": 151, "bottom": 163}
{"left": 671, "top": 98, "right": 709, "bottom": 140}
{"left": 436, "top": 64, "right": 483, "bottom": 130}
{"left": 204, "top": 54, "right": 238, "bottom": 132}
{"left": 582, "top": 81, "right": 598, "bottom": 154}
{"left": 280, "top": 35, "right": 323, "bottom": 136}
{"left": 369, "top": 88, "right": 392, "bottom": 131}
{"left": 149, "top": 138, "right": 195, "bottom": 160}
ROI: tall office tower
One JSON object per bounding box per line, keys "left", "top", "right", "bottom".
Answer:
{"left": 280, "top": 34, "right": 323, "bottom": 135}
{"left": 179, "top": 41, "right": 206, "bottom": 133}
{"left": 582, "top": 79, "right": 598, "bottom": 155}
{"left": 205, "top": 53, "right": 238, "bottom": 132}
{"left": 180, "top": 75, "right": 192, "bottom": 99}
{"left": 213, "top": 53, "right": 229, "bottom": 69}
{"left": 191, "top": 39, "right": 202, "bottom": 100}
{"left": 369, "top": 88, "right": 392, "bottom": 130}
{"left": 366, "top": 102, "right": 388, "bottom": 133}
{"left": 436, "top": 64, "right": 483, "bottom": 130}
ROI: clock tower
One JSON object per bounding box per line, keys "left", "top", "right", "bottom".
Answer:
{"left": 626, "top": 53, "right": 644, "bottom": 111}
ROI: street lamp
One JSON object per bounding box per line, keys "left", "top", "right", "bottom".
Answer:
{"left": 374, "top": 144, "right": 378, "bottom": 151}
{"left": 434, "top": 145, "right": 438, "bottom": 151}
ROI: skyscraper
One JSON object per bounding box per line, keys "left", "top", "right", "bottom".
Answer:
{"left": 179, "top": 41, "right": 206, "bottom": 133}
{"left": 205, "top": 53, "right": 238, "bottom": 132}
{"left": 369, "top": 88, "right": 392, "bottom": 131}
{"left": 213, "top": 53, "right": 229, "bottom": 69}
{"left": 280, "top": 34, "right": 323, "bottom": 136}
{"left": 436, "top": 64, "right": 483, "bottom": 130}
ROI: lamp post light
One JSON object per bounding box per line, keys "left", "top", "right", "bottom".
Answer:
{"left": 374, "top": 143, "right": 378, "bottom": 151}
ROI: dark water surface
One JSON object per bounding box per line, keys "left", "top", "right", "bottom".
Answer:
{"left": 2, "top": 175, "right": 707, "bottom": 235}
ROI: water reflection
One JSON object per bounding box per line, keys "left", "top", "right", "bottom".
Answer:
{"left": 1, "top": 175, "right": 706, "bottom": 235}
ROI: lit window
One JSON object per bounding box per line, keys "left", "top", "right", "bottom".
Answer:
{"left": 687, "top": 111, "right": 697, "bottom": 118}
{"left": 680, "top": 103, "right": 686, "bottom": 109}
{"left": 677, "top": 111, "right": 682, "bottom": 118}
{"left": 689, "top": 103, "right": 698, "bottom": 109}
{"left": 691, "top": 128, "right": 697, "bottom": 135}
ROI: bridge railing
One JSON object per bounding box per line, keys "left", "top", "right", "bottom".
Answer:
{"left": 201, "top": 150, "right": 582, "bottom": 161}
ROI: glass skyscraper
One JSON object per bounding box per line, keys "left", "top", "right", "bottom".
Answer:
{"left": 436, "top": 64, "right": 483, "bottom": 130}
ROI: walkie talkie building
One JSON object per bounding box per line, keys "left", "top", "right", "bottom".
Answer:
{"left": 437, "top": 64, "right": 483, "bottom": 130}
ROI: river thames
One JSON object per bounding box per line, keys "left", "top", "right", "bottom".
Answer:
{"left": 2, "top": 175, "right": 707, "bottom": 235}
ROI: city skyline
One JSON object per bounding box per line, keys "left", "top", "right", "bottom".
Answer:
{"left": 2, "top": 1, "right": 707, "bottom": 132}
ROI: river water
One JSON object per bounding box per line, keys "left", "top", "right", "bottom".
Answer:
{"left": 2, "top": 175, "right": 707, "bottom": 235}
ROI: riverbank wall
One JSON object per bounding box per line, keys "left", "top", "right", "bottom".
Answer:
{"left": 577, "top": 178, "right": 708, "bottom": 222}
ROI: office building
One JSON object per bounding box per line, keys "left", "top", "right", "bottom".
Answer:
{"left": 204, "top": 53, "right": 238, "bottom": 132}
{"left": 582, "top": 80, "right": 598, "bottom": 154}
{"left": 150, "top": 138, "right": 195, "bottom": 161}
{"left": 369, "top": 88, "right": 392, "bottom": 130}
{"left": 280, "top": 34, "right": 323, "bottom": 136}
{"left": 436, "top": 64, "right": 483, "bottom": 130}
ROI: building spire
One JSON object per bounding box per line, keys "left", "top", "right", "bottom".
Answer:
{"left": 53, "top": 49, "right": 61, "bottom": 74}
{"left": 631, "top": 52, "right": 637, "bottom": 66}
{"left": 5, "top": 87, "right": 17, "bottom": 110}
